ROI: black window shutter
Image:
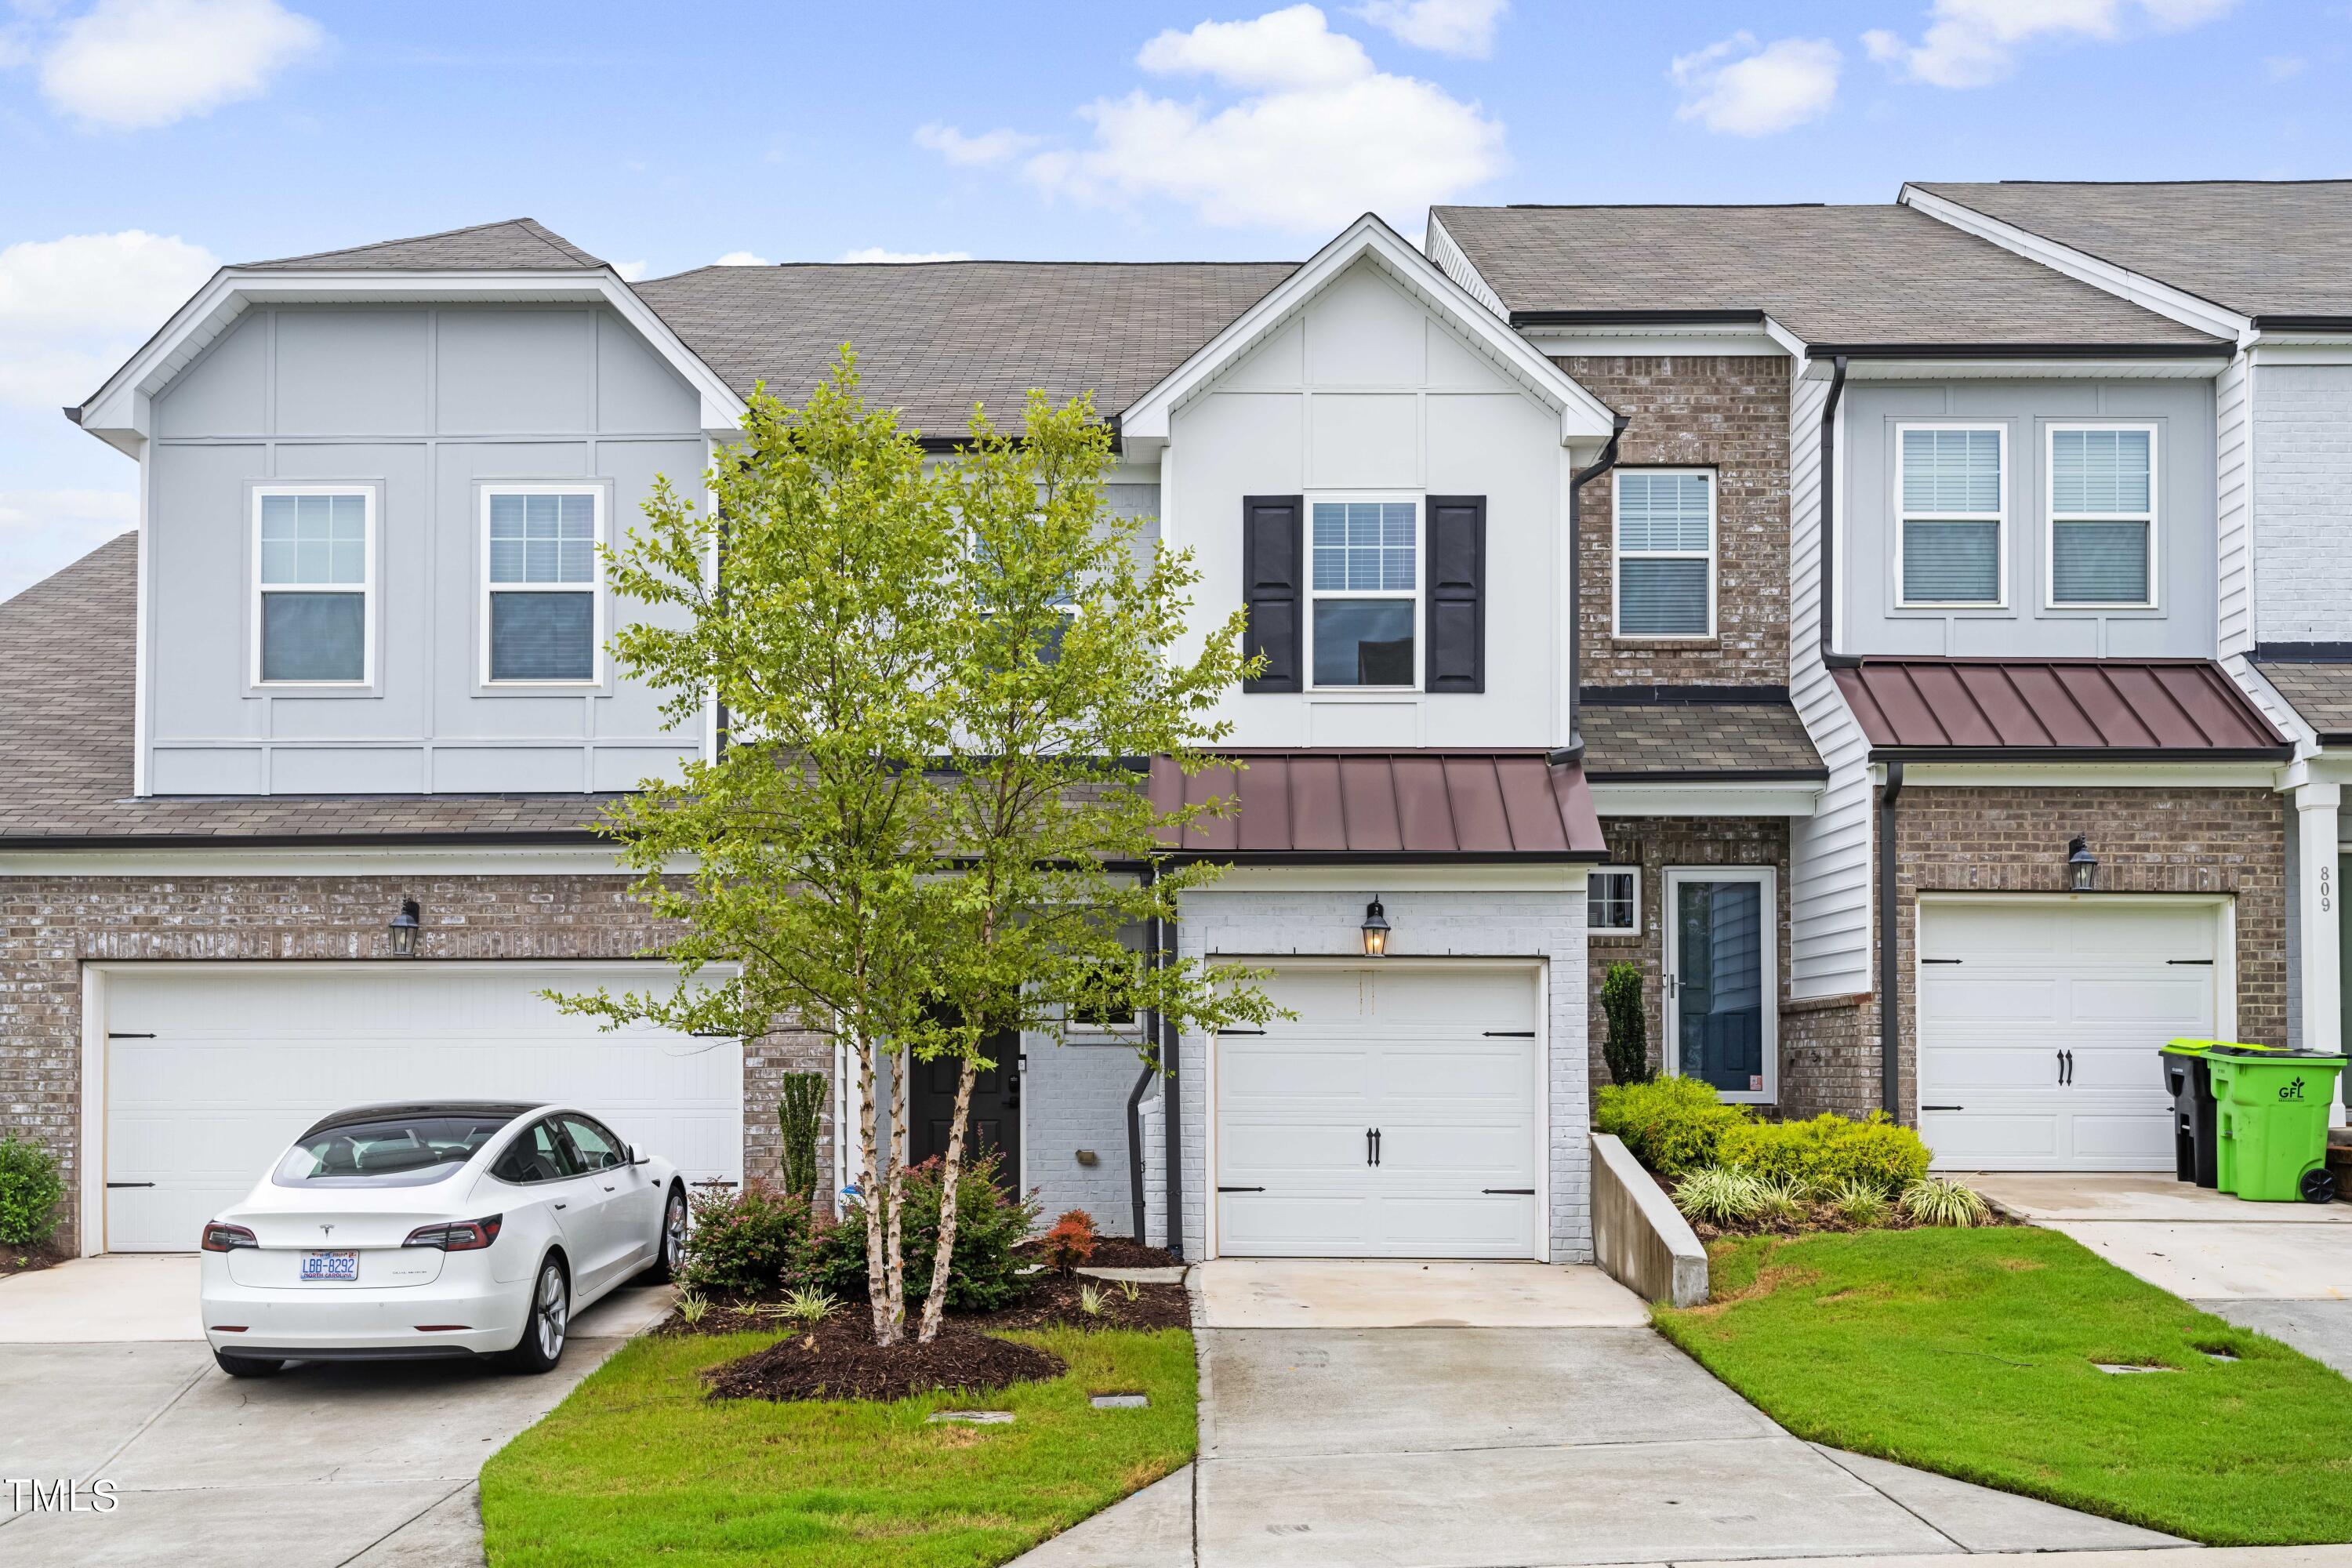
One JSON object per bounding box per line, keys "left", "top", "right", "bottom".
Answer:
{"left": 1241, "top": 495, "right": 1302, "bottom": 692}
{"left": 1425, "top": 495, "right": 1486, "bottom": 694}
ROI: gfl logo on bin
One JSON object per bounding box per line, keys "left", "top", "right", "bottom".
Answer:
{"left": 2279, "top": 1076, "right": 2307, "bottom": 1102}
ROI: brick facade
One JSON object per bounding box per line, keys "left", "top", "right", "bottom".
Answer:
{"left": 0, "top": 872, "right": 833, "bottom": 1252}
{"left": 1556, "top": 355, "right": 1791, "bottom": 689}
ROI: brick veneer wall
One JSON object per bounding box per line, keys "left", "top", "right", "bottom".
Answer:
{"left": 1889, "top": 786, "right": 2288, "bottom": 1117}
{"left": 0, "top": 872, "right": 833, "bottom": 1252}
{"left": 1587, "top": 816, "right": 1791, "bottom": 1102}
{"left": 1555, "top": 355, "right": 1791, "bottom": 688}
{"left": 1779, "top": 995, "right": 1876, "bottom": 1120}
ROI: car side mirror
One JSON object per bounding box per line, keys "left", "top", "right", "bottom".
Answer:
{"left": 627, "top": 1145, "right": 648, "bottom": 1167}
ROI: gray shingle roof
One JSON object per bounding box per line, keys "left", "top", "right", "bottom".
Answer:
{"left": 1432, "top": 204, "right": 2227, "bottom": 350}
{"left": 1911, "top": 181, "right": 2352, "bottom": 322}
{"left": 0, "top": 533, "right": 620, "bottom": 844}
{"left": 241, "top": 218, "right": 605, "bottom": 273}
{"left": 1577, "top": 697, "right": 1825, "bottom": 779}
{"left": 633, "top": 260, "right": 1297, "bottom": 437}
{"left": 2255, "top": 662, "right": 2352, "bottom": 743}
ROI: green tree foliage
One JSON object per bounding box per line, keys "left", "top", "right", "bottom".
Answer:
{"left": 775, "top": 1073, "right": 825, "bottom": 1198}
{"left": 1600, "top": 960, "right": 1650, "bottom": 1085}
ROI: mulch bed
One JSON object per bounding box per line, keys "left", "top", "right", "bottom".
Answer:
{"left": 1013, "top": 1234, "right": 1178, "bottom": 1270}
{"left": 702, "top": 1311, "right": 1065, "bottom": 1403}
{"left": 965, "top": 1272, "right": 1191, "bottom": 1332}
{"left": 0, "top": 1245, "right": 63, "bottom": 1280}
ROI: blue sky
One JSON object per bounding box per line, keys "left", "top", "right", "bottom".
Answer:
{"left": 2, "top": 0, "right": 2343, "bottom": 598}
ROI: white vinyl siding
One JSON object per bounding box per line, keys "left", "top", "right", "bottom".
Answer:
{"left": 481, "top": 487, "right": 603, "bottom": 684}
{"left": 2048, "top": 424, "right": 2157, "bottom": 609}
{"left": 1307, "top": 497, "right": 1421, "bottom": 689}
{"left": 252, "top": 487, "right": 373, "bottom": 686}
{"left": 1613, "top": 470, "right": 1715, "bottom": 637}
{"left": 1896, "top": 426, "right": 2004, "bottom": 608}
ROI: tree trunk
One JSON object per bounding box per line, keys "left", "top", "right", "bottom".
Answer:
{"left": 854, "top": 1035, "right": 891, "bottom": 1344}
{"left": 916, "top": 1052, "right": 980, "bottom": 1343}
{"left": 881, "top": 1040, "right": 912, "bottom": 1345}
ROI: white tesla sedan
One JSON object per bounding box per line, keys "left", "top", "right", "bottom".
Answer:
{"left": 199, "top": 1101, "right": 688, "bottom": 1377}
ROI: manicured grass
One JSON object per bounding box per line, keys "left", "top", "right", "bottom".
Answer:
{"left": 480, "top": 1327, "right": 1196, "bottom": 1568}
{"left": 1656, "top": 1226, "right": 2352, "bottom": 1546}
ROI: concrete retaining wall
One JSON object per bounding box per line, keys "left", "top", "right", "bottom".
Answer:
{"left": 1590, "top": 1132, "right": 1708, "bottom": 1307}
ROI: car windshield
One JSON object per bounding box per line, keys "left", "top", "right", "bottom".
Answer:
{"left": 272, "top": 1115, "right": 516, "bottom": 1188}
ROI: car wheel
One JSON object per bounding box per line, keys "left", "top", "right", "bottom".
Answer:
{"left": 213, "top": 1349, "right": 284, "bottom": 1377}
{"left": 648, "top": 1184, "right": 688, "bottom": 1284}
{"left": 506, "top": 1257, "right": 569, "bottom": 1374}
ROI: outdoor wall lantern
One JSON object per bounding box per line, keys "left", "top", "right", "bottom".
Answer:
{"left": 1361, "top": 896, "right": 1391, "bottom": 957}
{"left": 388, "top": 897, "right": 423, "bottom": 957}
{"left": 2067, "top": 836, "right": 2099, "bottom": 892}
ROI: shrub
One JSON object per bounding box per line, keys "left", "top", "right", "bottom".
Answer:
{"left": 1900, "top": 1175, "right": 1991, "bottom": 1228}
{"left": 1674, "top": 1166, "right": 1765, "bottom": 1225}
{"left": 1595, "top": 1076, "right": 1746, "bottom": 1178}
{"left": 1600, "top": 962, "right": 1651, "bottom": 1086}
{"left": 1828, "top": 1177, "right": 1892, "bottom": 1228}
{"left": 1752, "top": 1174, "right": 1811, "bottom": 1225}
{"left": 1716, "top": 1112, "right": 1930, "bottom": 1196}
{"left": 680, "top": 1181, "right": 810, "bottom": 1294}
{"left": 0, "top": 1136, "right": 64, "bottom": 1248}
{"left": 1040, "top": 1208, "right": 1098, "bottom": 1273}
{"left": 815, "top": 1149, "right": 1041, "bottom": 1312}
{"left": 775, "top": 1073, "right": 826, "bottom": 1197}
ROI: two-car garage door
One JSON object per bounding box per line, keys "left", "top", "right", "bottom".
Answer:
{"left": 1918, "top": 898, "right": 2222, "bottom": 1172}
{"left": 1214, "top": 964, "right": 1544, "bottom": 1259}
{"left": 97, "top": 964, "right": 742, "bottom": 1252}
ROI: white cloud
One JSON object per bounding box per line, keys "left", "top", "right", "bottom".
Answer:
{"left": 612, "top": 260, "right": 649, "bottom": 281}
{"left": 1013, "top": 5, "right": 1503, "bottom": 232}
{"left": 1864, "top": 0, "right": 2237, "bottom": 89}
{"left": 0, "top": 230, "right": 217, "bottom": 408}
{"left": 836, "top": 247, "right": 973, "bottom": 264}
{"left": 39, "top": 0, "right": 325, "bottom": 131}
{"left": 2263, "top": 53, "right": 2305, "bottom": 79}
{"left": 1671, "top": 33, "right": 1840, "bottom": 136}
{"left": 1347, "top": 0, "right": 1507, "bottom": 57}
{"left": 713, "top": 251, "right": 772, "bottom": 267}
{"left": 913, "top": 122, "right": 1041, "bottom": 167}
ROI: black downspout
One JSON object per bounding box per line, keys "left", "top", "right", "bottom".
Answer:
{"left": 1553, "top": 413, "right": 1632, "bottom": 765}
{"left": 1158, "top": 887, "right": 1183, "bottom": 1260}
{"left": 1818, "top": 355, "right": 1853, "bottom": 668}
{"left": 1878, "top": 760, "right": 1904, "bottom": 1120}
{"left": 1126, "top": 868, "right": 1156, "bottom": 1245}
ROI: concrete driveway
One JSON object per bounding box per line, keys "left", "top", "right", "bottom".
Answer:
{"left": 1022, "top": 1260, "right": 2178, "bottom": 1568}
{"left": 0, "top": 1254, "right": 667, "bottom": 1567}
{"left": 1967, "top": 1172, "right": 2352, "bottom": 1378}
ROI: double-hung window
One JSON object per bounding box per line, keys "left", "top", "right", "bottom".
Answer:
{"left": 1308, "top": 498, "right": 1418, "bottom": 688}
{"left": 1896, "top": 426, "right": 2005, "bottom": 608}
{"left": 483, "top": 488, "right": 601, "bottom": 684}
{"left": 1613, "top": 470, "right": 1713, "bottom": 637}
{"left": 2048, "top": 424, "right": 2156, "bottom": 608}
{"left": 254, "top": 487, "right": 372, "bottom": 685}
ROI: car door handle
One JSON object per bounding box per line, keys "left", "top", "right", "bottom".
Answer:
{"left": 603, "top": 1184, "right": 616, "bottom": 1192}
{"left": 554, "top": 1202, "right": 568, "bottom": 1210}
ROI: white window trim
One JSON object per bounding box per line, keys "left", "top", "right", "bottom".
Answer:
{"left": 249, "top": 484, "right": 376, "bottom": 689}
{"left": 1611, "top": 467, "right": 1718, "bottom": 639}
{"left": 1586, "top": 865, "right": 1642, "bottom": 936}
{"left": 1303, "top": 492, "right": 1424, "bottom": 694}
{"left": 1662, "top": 866, "right": 1778, "bottom": 1105}
{"left": 2044, "top": 420, "right": 2160, "bottom": 612}
{"left": 478, "top": 484, "right": 607, "bottom": 688}
{"left": 1893, "top": 422, "right": 2009, "bottom": 612}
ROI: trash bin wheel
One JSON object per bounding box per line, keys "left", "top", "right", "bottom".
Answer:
{"left": 2301, "top": 1167, "right": 2338, "bottom": 1205}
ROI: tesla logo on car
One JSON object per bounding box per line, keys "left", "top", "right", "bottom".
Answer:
{"left": 319, "top": 1224, "right": 336, "bottom": 1236}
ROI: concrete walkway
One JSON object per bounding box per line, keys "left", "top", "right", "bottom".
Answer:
{"left": 1015, "top": 1261, "right": 2181, "bottom": 1568}
{"left": 1967, "top": 1172, "right": 2352, "bottom": 1378}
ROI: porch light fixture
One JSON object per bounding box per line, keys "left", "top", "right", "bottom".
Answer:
{"left": 2067, "top": 836, "right": 2099, "bottom": 893}
{"left": 1361, "top": 896, "right": 1391, "bottom": 957}
{"left": 388, "top": 898, "right": 423, "bottom": 957}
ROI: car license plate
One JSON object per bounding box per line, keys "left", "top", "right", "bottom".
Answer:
{"left": 301, "top": 1250, "right": 358, "bottom": 1282}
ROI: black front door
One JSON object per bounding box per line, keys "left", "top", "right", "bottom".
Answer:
{"left": 908, "top": 1030, "right": 1022, "bottom": 1193}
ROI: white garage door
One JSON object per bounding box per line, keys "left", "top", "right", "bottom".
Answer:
{"left": 100, "top": 964, "right": 742, "bottom": 1252}
{"left": 1918, "top": 899, "right": 2220, "bottom": 1172}
{"left": 1214, "top": 964, "right": 1542, "bottom": 1259}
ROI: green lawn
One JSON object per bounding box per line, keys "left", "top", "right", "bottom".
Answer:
{"left": 480, "top": 1327, "right": 1196, "bottom": 1568}
{"left": 1657, "top": 1226, "right": 2352, "bottom": 1546}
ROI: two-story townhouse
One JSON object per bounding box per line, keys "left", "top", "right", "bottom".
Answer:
{"left": 1899, "top": 180, "right": 2352, "bottom": 1073}
{"left": 1433, "top": 202, "right": 2293, "bottom": 1174}
{"left": 2, "top": 213, "right": 1630, "bottom": 1267}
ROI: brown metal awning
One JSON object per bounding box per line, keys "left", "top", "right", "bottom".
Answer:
{"left": 1834, "top": 658, "right": 2288, "bottom": 760}
{"left": 1148, "top": 751, "right": 1606, "bottom": 861}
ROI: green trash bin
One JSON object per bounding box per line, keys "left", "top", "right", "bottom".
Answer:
{"left": 2205, "top": 1044, "right": 2347, "bottom": 1203}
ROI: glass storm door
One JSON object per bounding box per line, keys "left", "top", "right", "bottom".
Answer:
{"left": 1666, "top": 869, "right": 1777, "bottom": 1104}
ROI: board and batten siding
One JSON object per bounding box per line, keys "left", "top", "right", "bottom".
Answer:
{"left": 142, "top": 303, "right": 710, "bottom": 797}
{"left": 1787, "top": 369, "right": 1874, "bottom": 1001}
{"left": 1163, "top": 258, "right": 1573, "bottom": 750}
{"left": 2216, "top": 353, "right": 2253, "bottom": 657}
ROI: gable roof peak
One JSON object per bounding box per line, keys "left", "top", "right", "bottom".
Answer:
{"left": 240, "top": 217, "right": 605, "bottom": 274}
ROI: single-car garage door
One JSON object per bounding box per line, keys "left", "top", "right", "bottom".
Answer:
{"left": 98, "top": 964, "right": 742, "bottom": 1252}
{"left": 1214, "top": 963, "right": 1543, "bottom": 1259}
{"left": 1918, "top": 898, "right": 2223, "bottom": 1172}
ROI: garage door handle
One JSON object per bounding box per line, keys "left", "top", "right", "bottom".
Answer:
{"left": 1217, "top": 1185, "right": 1265, "bottom": 1193}
{"left": 106, "top": 1181, "right": 154, "bottom": 1189}
{"left": 1922, "top": 959, "right": 1962, "bottom": 966}
{"left": 1483, "top": 1030, "right": 1535, "bottom": 1038}
{"left": 1483, "top": 1188, "right": 1534, "bottom": 1196}
{"left": 1921, "top": 1105, "right": 1964, "bottom": 1112}
{"left": 2168, "top": 959, "right": 2214, "bottom": 966}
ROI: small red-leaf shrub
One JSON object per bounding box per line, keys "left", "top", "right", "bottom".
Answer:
{"left": 681, "top": 1181, "right": 811, "bottom": 1294}
{"left": 1040, "top": 1208, "right": 1098, "bottom": 1273}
